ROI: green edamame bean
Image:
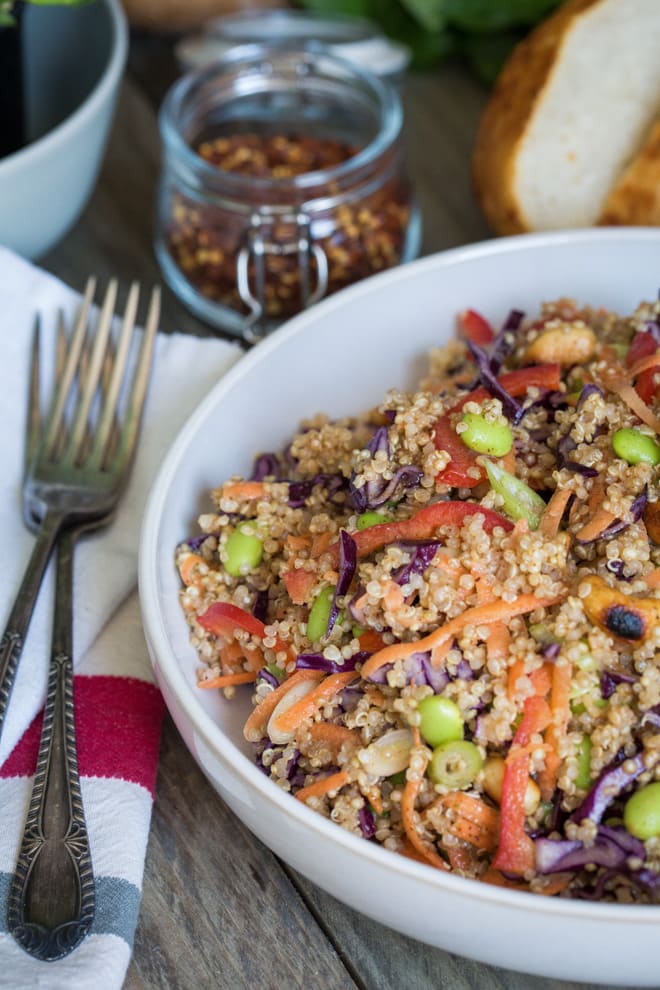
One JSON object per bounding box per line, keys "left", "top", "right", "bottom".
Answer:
{"left": 418, "top": 695, "right": 464, "bottom": 748}
{"left": 460, "top": 412, "right": 513, "bottom": 457}
{"left": 224, "top": 523, "right": 263, "bottom": 576}
{"left": 483, "top": 458, "right": 547, "bottom": 530}
{"left": 306, "top": 586, "right": 334, "bottom": 641}
{"left": 623, "top": 781, "right": 660, "bottom": 839}
{"left": 356, "top": 511, "right": 389, "bottom": 530}
{"left": 428, "top": 740, "right": 483, "bottom": 788}
{"left": 612, "top": 428, "right": 660, "bottom": 466}
{"left": 575, "top": 734, "right": 592, "bottom": 790}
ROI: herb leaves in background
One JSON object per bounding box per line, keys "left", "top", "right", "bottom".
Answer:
{"left": 297, "top": 0, "right": 562, "bottom": 81}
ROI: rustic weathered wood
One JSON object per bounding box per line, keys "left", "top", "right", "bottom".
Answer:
{"left": 37, "top": 34, "right": 641, "bottom": 990}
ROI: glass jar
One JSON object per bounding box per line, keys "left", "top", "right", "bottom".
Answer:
{"left": 155, "top": 43, "right": 420, "bottom": 341}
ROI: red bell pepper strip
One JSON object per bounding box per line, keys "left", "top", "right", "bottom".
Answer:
{"left": 198, "top": 602, "right": 266, "bottom": 639}
{"left": 627, "top": 330, "right": 659, "bottom": 405}
{"left": 198, "top": 601, "right": 293, "bottom": 660}
{"left": 492, "top": 694, "right": 552, "bottom": 876}
{"left": 328, "top": 500, "right": 513, "bottom": 565}
{"left": 434, "top": 364, "right": 562, "bottom": 488}
{"left": 458, "top": 308, "right": 495, "bottom": 346}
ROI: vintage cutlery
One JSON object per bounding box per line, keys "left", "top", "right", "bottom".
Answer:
{"left": 2, "top": 280, "right": 159, "bottom": 960}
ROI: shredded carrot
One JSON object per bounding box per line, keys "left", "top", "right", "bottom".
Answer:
{"left": 271, "top": 670, "right": 357, "bottom": 736}
{"left": 178, "top": 553, "right": 206, "bottom": 585}
{"left": 575, "top": 506, "right": 618, "bottom": 543}
{"left": 398, "top": 837, "right": 430, "bottom": 865}
{"left": 295, "top": 770, "right": 349, "bottom": 804}
{"left": 507, "top": 658, "right": 527, "bottom": 700}
{"left": 644, "top": 568, "right": 660, "bottom": 589}
{"left": 310, "top": 532, "right": 333, "bottom": 558}
{"left": 486, "top": 622, "right": 511, "bottom": 660}
{"left": 303, "top": 722, "right": 360, "bottom": 751}
{"left": 438, "top": 792, "right": 500, "bottom": 851}
{"left": 538, "top": 660, "right": 573, "bottom": 801}
{"left": 430, "top": 639, "right": 454, "bottom": 667}
{"left": 535, "top": 874, "right": 573, "bottom": 896}
{"left": 629, "top": 351, "right": 660, "bottom": 378}
{"left": 242, "top": 669, "right": 323, "bottom": 741}
{"left": 286, "top": 533, "right": 311, "bottom": 551}
{"left": 501, "top": 447, "right": 517, "bottom": 474}
{"left": 481, "top": 869, "right": 529, "bottom": 891}
{"left": 383, "top": 580, "right": 405, "bottom": 611}
{"left": 222, "top": 481, "right": 268, "bottom": 500}
{"left": 198, "top": 670, "right": 257, "bottom": 689}
{"left": 400, "top": 728, "right": 449, "bottom": 871}
{"left": 610, "top": 380, "right": 660, "bottom": 433}
{"left": 283, "top": 568, "right": 317, "bottom": 605}
{"left": 539, "top": 487, "right": 573, "bottom": 538}
{"left": 529, "top": 661, "right": 553, "bottom": 697}
{"left": 360, "top": 595, "right": 559, "bottom": 679}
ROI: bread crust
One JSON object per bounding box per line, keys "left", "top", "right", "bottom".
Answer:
{"left": 472, "top": 0, "right": 611, "bottom": 236}
{"left": 598, "top": 119, "right": 660, "bottom": 226}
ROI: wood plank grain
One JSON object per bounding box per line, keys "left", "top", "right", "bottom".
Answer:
{"left": 124, "top": 715, "right": 358, "bottom": 990}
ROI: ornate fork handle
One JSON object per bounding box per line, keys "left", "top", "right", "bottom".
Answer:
{"left": 0, "top": 509, "right": 65, "bottom": 742}
{"left": 7, "top": 527, "right": 95, "bottom": 961}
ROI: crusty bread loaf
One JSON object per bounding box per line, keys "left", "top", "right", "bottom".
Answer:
{"left": 473, "top": 0, "right": 660, "bottom": 235}
{"left": 598, "top": 119, "right": 660, "bottom": 226}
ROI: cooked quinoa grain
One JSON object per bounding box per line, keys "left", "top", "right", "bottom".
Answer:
{"left": 178, "top": 297, "right": 660, "bottom": 902}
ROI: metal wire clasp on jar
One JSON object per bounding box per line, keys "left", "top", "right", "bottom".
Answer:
{"left": 155, "top": 43, "right": 421, "bottom": 341}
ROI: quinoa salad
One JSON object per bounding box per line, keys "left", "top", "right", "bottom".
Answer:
{"left": 177, "top": 296, "right": 660, "bottom": 902}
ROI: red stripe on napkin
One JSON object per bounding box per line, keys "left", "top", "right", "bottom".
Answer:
{"left": 0, "top": 675, "right": 164, "bottom": 796}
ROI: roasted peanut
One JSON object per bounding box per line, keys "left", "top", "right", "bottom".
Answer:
{"left": 579, "top": 574, "right": 660, "bottom": 644}
{"left": 481, "top": 755, "right": 541, "bottom": 815}
{"left": 523, "top": 322, "right": 596, "bottom": 366}
{"left": 644, "top": 500, "right": 660, "bottom": 544}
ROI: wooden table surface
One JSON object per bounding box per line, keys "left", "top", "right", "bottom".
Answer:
{"left": 39, "top": 32, "right": 645, "bottom": 990}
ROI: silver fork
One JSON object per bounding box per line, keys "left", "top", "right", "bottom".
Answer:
{"left": 2, "top": 280, "right": 160, "bottom": 961}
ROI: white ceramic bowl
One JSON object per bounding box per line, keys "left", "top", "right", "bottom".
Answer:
{"left": 139, "top": 228, "right": 660, "bottom": 986}
{"left": 0, "top": 0, "right": 127, "bottom": 258}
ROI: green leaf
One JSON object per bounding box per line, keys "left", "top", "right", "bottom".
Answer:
{"left": 442, "top": 0, "right": 560, "bottom": 32}
{"left": 399, "top": 0, "right": 447, "bottom": 33}
{"left": 459, "top": 30, "right": 522, "bottom": 85}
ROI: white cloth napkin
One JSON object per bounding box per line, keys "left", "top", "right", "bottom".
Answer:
{"left": 0, "top": 247, "right": 242, "bottom": 988}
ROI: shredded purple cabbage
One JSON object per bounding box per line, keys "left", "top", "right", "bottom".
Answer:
{"left": 556, "top": 433, "right": 598, "bottom": 477}
{"left": 296, "top": 651, "right": 368, "bottom": 675}
{"left": 359, "top": 805, "right": 377, "bottom": 839}
{"left": 251, "top": 452, "right": 282, "bottom": 481}
{"left": 570, "top": 750, "right": 646, "bottom": 824}
{"left": 467, "top": 340, "right": 524, "bottom": 423}
{"left": 600, "top": 669, "right": 636, "bottom": 700}
{"left": 577, "top": 486, "right": 648, "bottom": 544}
{"left": 326, "top": 531, "right": 357, "bottom": 635}
{"left": 257, "top": 667, "right": 280, "bottom": 689}
{"left": 347, "top": 588, "right": 367, "bottom": 625}
{"left": 606, "top": 559, "right": 632, "bottom": 581}
{"left": 643, "top": 319, "right": 660, "bottom": 344}
{"left": 349, "top": 426, "right": 422, "bottom": 510}
{"left": 186, "top": 534, "right": 207, "bottom": 551}
{"left": 641, "top": 705, "right": 660, "bottom": 730}
{"left": 288, "top": 473, "right": 347, "bottom": 509}
{"left": 391, "top": 540, "right": 441, "bottom": 587}
{"left": 577, "top": 383, "right": 605, "bottom": 409}
{"left": 542, "top": 642, "right": 561, "bottom": 661}
{"left": 286, "top": 749, "right": 301, "bottom": 781}
{"left": 489, "top": 309, "right": 525, "bottom": 373}
{"left": 536, "top": 824, "right": 646, "bottom": 875}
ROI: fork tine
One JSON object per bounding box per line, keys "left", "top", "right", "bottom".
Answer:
{"left": 88, "top": 281, "right": 140, "bottom": 468}
{"left": 111, "top": 286, "right": 161, "bottom": 471}
{"left": 63, "top": 279, "right": 118, "bottom": 464}
{"left": 42, "top": 277, "right": 96, "bottom": 459}
{"left": 25, "top": 316, "right": 41, "bottom": 471}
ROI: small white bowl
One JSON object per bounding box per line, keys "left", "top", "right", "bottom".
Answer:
{"left": 0, "top": 0, "right": 127, "bottom": 259}
{"left": 139, "top": 228, "right": 660, "bottom": 986}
